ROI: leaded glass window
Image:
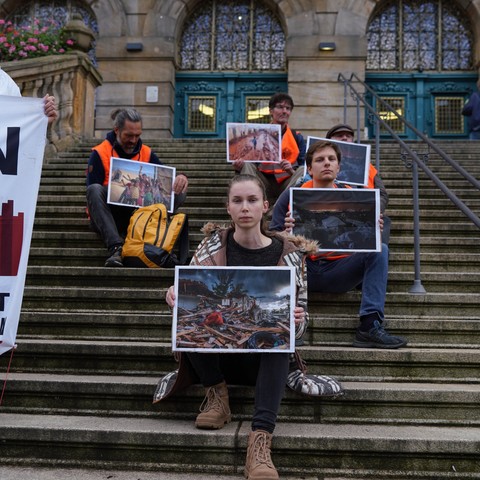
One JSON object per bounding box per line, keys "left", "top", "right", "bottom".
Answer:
{"left": 435, "top": 97, "right": 464, "bottom": 134}
{"left": 377, "top": 96, "right": 406, "bottom": 135}
{"left": 245, "top": 97, "right": 270, "bottom": 123}
{"left": 179, "top": 0, "right": 286, "bottom": 71}
{"left": 367, "top": 0, "right": 473, "bottom": 72}
{"left": 188, "top": 96, "right": 217, "bottom": 133}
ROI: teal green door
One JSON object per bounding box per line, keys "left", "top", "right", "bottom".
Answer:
{"left": 174, "top": 73, "right": 287, "bottom": 138}
{"left": 366, "top": 73, "right": 478, "bottom": 139}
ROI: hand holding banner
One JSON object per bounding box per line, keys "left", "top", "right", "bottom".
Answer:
{"left": 0, "top": 95, "right": 48, "bottom": 356}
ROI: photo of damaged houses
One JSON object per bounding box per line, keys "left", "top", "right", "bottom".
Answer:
{"left": 291, "top": 188, "right": 380, "bottom": 252}
{"left": 173, "top": 266, "right": 295, "bottom": 352}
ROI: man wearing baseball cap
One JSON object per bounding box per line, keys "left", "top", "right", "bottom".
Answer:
{"left": 271, "top": 123, "right": 390, "bottom": 238}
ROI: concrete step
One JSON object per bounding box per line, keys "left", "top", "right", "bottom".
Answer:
{"left": 23, "top": 265, "right": 480, "bottom": 293}
{"left": 1, "top": 413, "right": 479, "bottom": 477}
{"left": 16, "top": 309, "right": 480, "bottom": 347}
{"left": 0, "top": 467, "right": 244, "bottom": 480}
{"left": 3, "top": 374, "right": 480, "bottom": 428}
{"left": 5, "top": 340, "right": 480, "bottom": 382}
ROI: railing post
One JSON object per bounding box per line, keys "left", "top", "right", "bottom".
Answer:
{"left": 401, "top": 149, "right": 427, "bottom": 294}
{"left": 342, "top": 78, "right": 348, "bottom": 124}
{"left": 375, "top": 116, "right": 381, "bottom": 172}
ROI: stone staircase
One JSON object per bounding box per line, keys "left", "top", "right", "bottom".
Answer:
{"left": 1, "top": 138, "right": 480, "bottom": 479}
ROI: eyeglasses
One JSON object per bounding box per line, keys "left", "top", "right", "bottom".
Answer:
{"left": 274, "top": 104, "right": 292, "bottom": 112}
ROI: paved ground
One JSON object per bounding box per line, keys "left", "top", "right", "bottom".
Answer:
{"left": 0, "top": 466, "right": 320, "bottom": 480}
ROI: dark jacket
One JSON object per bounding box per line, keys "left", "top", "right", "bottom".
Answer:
{"left": 462, "top": 91, "right": 480, "bottom": 132}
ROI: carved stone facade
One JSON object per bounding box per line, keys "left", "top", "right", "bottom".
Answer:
{"left": 1, "top": 0, "right": 479, "bottom": 140}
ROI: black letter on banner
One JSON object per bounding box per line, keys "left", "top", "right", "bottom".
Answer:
{"left": 0, "top": 127, "right": 20, "bottom": 175}
{"left": 0, "top": 292, "right": 10, "bottom": 311}
{"left": 0, "top": 317, "right": 5, "bottom": 335}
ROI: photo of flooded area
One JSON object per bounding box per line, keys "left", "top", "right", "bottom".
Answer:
{"left": 227, "top": 122, "right": 281, "bottom": 163}
{"left": 291, "top": 188, "right": 380, "bottom": 252}
{"left": 173, "top": 266, "right": 295, "bottom": 352}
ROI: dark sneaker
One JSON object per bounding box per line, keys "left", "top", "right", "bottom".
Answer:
{"left": 353, "top": 320, "right": 407, "bottom": 349}
{"left": 287, "top": 369, "right": 344, "bottom": 397}
{"left": 104, "top": 245, "right": 123, "bottom": 267}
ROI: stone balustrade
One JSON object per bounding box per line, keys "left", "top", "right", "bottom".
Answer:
{"left": 2, "top": 52, "right": 102, "bottom": 160}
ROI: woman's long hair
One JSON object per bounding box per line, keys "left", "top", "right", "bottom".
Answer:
{"left": 227, "top": 174, "right": 273, "bottom": 237}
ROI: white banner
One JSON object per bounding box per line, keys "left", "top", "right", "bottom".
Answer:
{"left": 0, "top": 95, "right": 47, "bottom": 356}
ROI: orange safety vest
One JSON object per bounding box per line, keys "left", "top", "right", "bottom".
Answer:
{"left": 300, "top": 180, "right": 352, "bottom": 262}
{"left": 367, "top": 164, "right": 377, "bottom": 189}
{"left": 92, "top": 140, "right": 152, "bottom": 186}
{"left": 258, "top": 125, "right": 300, "bottom": 183}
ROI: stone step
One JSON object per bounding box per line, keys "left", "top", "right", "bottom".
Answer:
{"left": 16, "top": 310, "right": 480, "bottom": 347}
{"left": 5, "top": 340, "right": 480, "bottom": 382}
{"left": 1, "top": 413, "right": 479, "bottom": 477}
{"left": 22, "top": 265, "right": 480, "bottom": 293}
{"left": 3, "top": 374, "right": 480, "bottom": 428}
{"left": 0, "top": 467, "right": 243, "bottom": 480}
{"left": 25, "top": 247, "right": 480, "bottom": 272}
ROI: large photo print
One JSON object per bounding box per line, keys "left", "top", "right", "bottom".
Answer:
{"left": 173, "top": 266, "right": 296, "bottom": 353}
{"left": 290, "top": 188, "right": 381, "bottom": 252}
{"left": 107, "top": 157, "right": 175, "bottom": 213}
{"left": 306, "top": 136, "right": 371, "bottom": 187}
{"left": 226, "top": 122, "right": 281, "bottom": 163}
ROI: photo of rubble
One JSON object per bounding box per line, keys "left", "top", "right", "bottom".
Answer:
{"left": 290, "top": 188, "right": 381, "bottom": 252}
{"left": 226, "top": 122, "right": 281, "bottom": 163}
{"left": 172, "top": 266, "right": 295, "bottom": 353}
{"left": 305, "top": 136, "right": 371, "bottom": 187}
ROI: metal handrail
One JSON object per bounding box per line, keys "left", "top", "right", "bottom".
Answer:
{"left": 337, "top": 72, "right": 480, "bottom": 294}
{"left": 338, "top": 72, "right": 480, "bottom": 228}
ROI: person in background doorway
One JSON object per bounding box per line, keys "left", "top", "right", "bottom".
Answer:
{"left": 462, "top": 87, "right": 480, "bottom": 140}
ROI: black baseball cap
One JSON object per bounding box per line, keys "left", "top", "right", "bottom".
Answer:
{"left": 326, "top": 124, "right": 354, "bottom": 138}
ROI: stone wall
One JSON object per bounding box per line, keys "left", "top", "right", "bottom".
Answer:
{"left": 2, "top": 52, "right": 102, "bottom": 158}
{"left": 1, "top": 0, "right": 479, "bottom": 140}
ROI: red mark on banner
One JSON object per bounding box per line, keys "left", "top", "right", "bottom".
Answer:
{"left": 0, "top": 200, "right": 24, "bottom": 276}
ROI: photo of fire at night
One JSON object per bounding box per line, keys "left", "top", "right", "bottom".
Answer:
{"left": 226, "top": 122, "right": 281, "bottom": 163}
{"left": 173, "top": 266, "right": 295, "bottom": 353}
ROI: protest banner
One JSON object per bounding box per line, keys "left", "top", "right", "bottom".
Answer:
{"left": 0, "top": 95, "right": 47, "bottom": 357}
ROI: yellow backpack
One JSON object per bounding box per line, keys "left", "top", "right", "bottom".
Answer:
{"left": 122, "top": 203, "right": 189, "bottom": 268}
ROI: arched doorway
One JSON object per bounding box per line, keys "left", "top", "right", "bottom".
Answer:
{"left": 365, "top": 0, "right": 477, "bottom": 139}
{"left": 174, "top": 0, "right": 287, "bottom": 138}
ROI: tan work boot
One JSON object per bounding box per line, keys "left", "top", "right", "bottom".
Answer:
{"left": 244, "top": 430, "right": 279, "bottom": 480}
{"left": 195, "top": 381, "right": 231, "bottom": 429}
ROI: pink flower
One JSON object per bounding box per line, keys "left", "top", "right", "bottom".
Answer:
{"left": 66, "top": 39, "right": 74, "bottom": 45}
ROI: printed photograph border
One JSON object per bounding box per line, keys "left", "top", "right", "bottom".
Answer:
{"left": 173, "top": 265, "right": 296, "bottom": 353}
{"left": 107, "top": 157, "right": 176, "bottom": 213}
{"left": 289, "top": 188, "right": 381, "bottom": 253}
{"left": 305, "top": 136, "right": 371, "bottom": 187}
{"left": 226, "top": 122, "right": 281, "bottom": 163}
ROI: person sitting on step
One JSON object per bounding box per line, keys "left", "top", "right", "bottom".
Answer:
{"left": 155, "top": 174, "right": 343, "bottom": 480}
{"left": 270, "top": 123, "right": 391, "bottom": 244}
{"left": 270, "top": 140, "right": 408, "bottom": 349}
{"left": 231, "top": 92, "right": 306, "bottom": 207}
{"left": 85, "top": 108, "right": 189, "bottom": 267}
